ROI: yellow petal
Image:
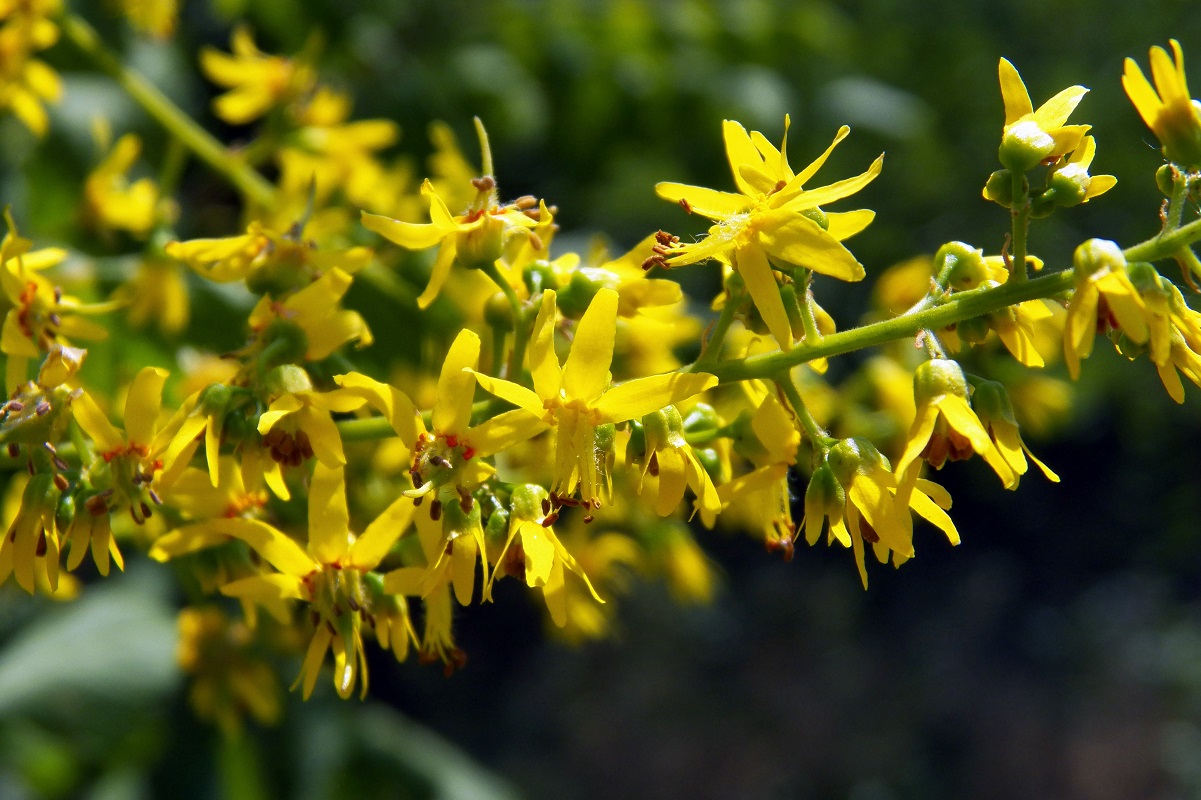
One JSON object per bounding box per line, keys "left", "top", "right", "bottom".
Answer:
{"left": 72, "top": 392, "right": 125, "bottom": 454}
{"left": 465, "top": 409, "right": 549, "bottom": 457}
{"left": 593, "top": 372, "right": 717, "bottom": 423}
{"left": 308, "top": 463, "right": 350, "bottom": 564}
{"left": 334, "top": 372, "right": 420, "bottom": 446}
{"left": 433, "top": 329, "right": 480, "bottom": 434}
{"left": 528, "top": 290, "right": 563, "bottom": 401}
{"left": 654, "top": 182, "right": 750, "bottom": 220}
{"left": 735, "top": 243, "right": 793, "bottom": 350}
{"left": 999, "top": 58, "right": 1034, "bottom": 125}
{"left": 562, "top": 288, "right": 618, "bottom": 403}
{"left": 124, "top": 367, "right": 168, "bottom": 447}
{"left": 361, "top": 211, "right": 448, "bottom": 251}
{"left": 351, "top": 494, "right": 415, "bottom": 570}
{"left": 472, "top": 372, "right": 546, "bottom": 417}
{"left": 198, "top": 518, "right": 315, "bottom": 576}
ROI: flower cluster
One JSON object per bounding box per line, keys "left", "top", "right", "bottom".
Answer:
{"left": 3, "top": 16, "right": 1201, "bottom": 735}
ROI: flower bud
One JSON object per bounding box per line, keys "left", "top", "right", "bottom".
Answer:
{"left": 999, "top": 119, "right": 1056, "bottom": 173}
{"left": 956, "top": 314, "right": 991, "bottom": 346}
{"left": 263, "top": 364, "right": 313, "bottom": 398}
{"left": 457, "top": 215, "right": 506, "bottom": 271}
{"left": 682, "top": 403, "right": 721, "bottom": 435}
{"left": 522, "top": 260, "right": 556, "bottom": 296}
{"left": 826, "top": 436, "right": 891, "bottom": 486}
{"left": 484, "top": 292, "right": 515, "bottom": 332}
{"left": 803, "top": 461, "right": 845, "bottom": 545}
{"left": 1072, "top": 238, "right": 1126, "bottom": 280}
{"left": 936, "top": 241, "right": 990, "bottom": 290}
{"left": 801, "top": 207, "right": 829, "bottom": 230}
{"left": 557, "top": 269, "right": 606, "bottom": 320}
{"left": 983, "top": 169, "right": 1014, "bottom": 207}
{"left": 37, "top": 345, "right": 86, "bottom": 389}
{"left": 913, "top": 358, "right": 970, "bottom": 405}
{"left": 728, "top": 408, "right": 768, "bottom": 463}
{"left": 510, "top": 483, "right": 550, "bottom": 523}
{"left": 1156, "top": 164, "right": 1177, "bottom": 198}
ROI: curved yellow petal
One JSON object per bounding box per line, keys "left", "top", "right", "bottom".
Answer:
{"left": 351, "top": 494, "right": 416, "bottom": 570}
{"left": 562, "top": 288, "right": 618, "bottom": 403}
{"left": 654, "top": 182, "right": 750, "bottom": 220}
{"left": 735, "top": 243, "right": 793, "bottom": 350}
{"left": 472, "top": 372, "right": 547, "bottom": 417}
{"left": 191, "top": 518, "right": 315, "bottom": 576}
{"left": 361, "top": 211, "right": 447, "bottom": 251}
{"left": 124, "top": 367, "right": 168, "bottom": 448}
{"left": 528, "top": 290, "right": 562, "bottom": 401}
{"left": 308, "top": 463, "right": 350, "bottom": 565}
{"left": 593, "top": 371, "right": 716, "bottom": 422}
{"left": 999, "top": 58, "right": 1034, "bottom": 125}
{"left": 433, "top": 329, "right": 480, "bottom": 434}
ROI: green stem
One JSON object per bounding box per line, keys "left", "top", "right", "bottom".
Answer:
{"left": 691, "top": 279, "right": 747, "bottom": 371}
{"left": 60, "top": 13, "right": 276, "bottom": 209}
{"left": 505, "top": 305, "right": 534, "bottom": 381}
{"left": 1124, "top": 214, "right": 1201, "bottom": 262}
{"left": 1009, "top": 170, "right": 1030, "bottom": 282}
{"left": 1167, "top": 167, "right": 1188, "bottom": 232}
{"left": 481, "top": 260, "right": 521, "bottom": 317}
{"left": 774, "top": 373, "right": 830, "bottom": 451}
{"left": 796, "top": 271, "right": 822, "bottom": 345}
{"left": 705, "top": 268, "right": 1076, "bottom": 383}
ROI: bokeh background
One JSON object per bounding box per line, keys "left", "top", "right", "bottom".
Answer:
{"left": 4, "top": 0, "right": 1201, "bottom": 798}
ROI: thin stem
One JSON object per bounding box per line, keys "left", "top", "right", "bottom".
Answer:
{"left": 1125, "top": 214, "right": 1201, "bottom": 262}
{"left": 691, "top": 279, "right": 747, "bottom": 371}
{"left": 1167, "top": 167, "right": 1188, "bottom": 232}
{"left": 1009, "top": 170, "right": 1030, "bottom": 282}
{"left": 704, "top": 268, "right": 1077, "bottom": 383}
{"left": 774, "top": 372, "right": 830, "bottom": 451}
{"left": 60, "top": 13, "right": 276, "bottom": 209}
{"left": 505, "top": 305, "right": 534, "bottom": 381}
{"left": 796, "top": 271, "right": 822, "bottom": 345}
{"left": 480, "top": 260, "right": 521, "bottom": 317}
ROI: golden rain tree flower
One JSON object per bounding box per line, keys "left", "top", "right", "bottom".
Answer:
{"left": 894, "top": 358, "right": 1016, "bottom": 490}
{"left": 472, "top": 288, "right": 718, "bottom": 509}
{"left": 697, "top": 393, "right": 798, "bottom": 556}
{"left": 1123, "top": 40, "right": 1201, "bottom": 170}
{"left": 0, "top": 473, "right": 63, "bottom": 594}
{"left": 0, "top": 0, "right": 62, "bottom": 137}
{"left": 68, "top": 366, "right": 184, "bottom": 575}
{"left": 117, "top": 0, "right": 179, "bottom": 40}
{"left": 1040, "top": 136, "right": 1117, "bottom": 209}
{"left": 480, "top": 483, "right": 603, "bottom": 628}
{"left": 656, "top": 117, "right": 882, "bottom": 350}
{"left": 362, "top": 177, "right": 543, "bottom": 310}
{"left": 83, "top": 127, "right": 162, "bottom": 238}
{"left": 0, "top": 214, "right": 114, "bottom": 391}
{"left": 1063, "top": 239, "right": 1151, "bottom": 380}
{"left": 996, "top": 57, "right": 1090, "bottom": 173}
{"left": 176, "top": 606, "right": 281, "bottom": 736}
{"left": 152, "top": 463, "right": 417, "bottom": 700}
{"left": 336, "top": 328, "right": 548, "bottom": 503}
{"left": 970, "top": 379, "right": 1059, "bottom": 486}
{"left": 199, "top": 24, "right": 315, "bottom": 125}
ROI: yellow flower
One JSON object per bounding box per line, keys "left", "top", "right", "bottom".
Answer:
{"left": 632, "top": 405, "right": 720, "bottom": 519}
{"left": 997, "top": 58, "right": 1090, "bottom": 172}
{"left": 0, "top": 0, "right": 62, "bottom": 137}
{"left": 117, "top": 0, "right": 178, "bottom": 39}
{"left": 706, "top": 393, "right": 799, "bottom": 557}
{"left": 482, "top": 484, "right": 603, "bottom": 628}
{"left": 69, "top": 366, "right": 183, "bottom": 574}
{"left": 176, "top": 607, "right": 281, "bottom": 736}
{"left": 166, "top": 220, "right": 373, "bottom": 287}
{"left": 154, "top": 463, "right": 417, "bottom": 700}
{"left": 244, "top": 268, "right": 373, "bottom": 363}
{"left": 894, "top": 359, "right": 1015, "bottom": 489}
{"left": 0, "top": 473, "right": 63, "bottom": 594}
{"left": 116, "top": 258, "right": 189, "bottom": 335}
{"left": 0, "top": 214, "right": 113, "bottom": 391}
{"left": 1063, "top": 239, "right": 1150, "bottom": 380}
{"left": 473, "top": 288, "right": 717, "bottom": 508}
{"left": 362, "top": 178, "right": 542, "bottom": 309}
{"left": 1123, "top": 40, "right": 1201, "bottom": 169}
{"left": 83, "top": 129, "right": 161, "bottom": 238}
{"left": 1041, "top": 136, "right": 1117, "bottom": 207}
{"left": 970, "top": 379, "right": 1059, "bottom": 486}
{"left": 199, "top": 25, "right": 315, "bottom": 125}
{"left": 656, "top": 118, "right": 881, "bottom": 350}
{"left": 337, "top": 328, "right": 547, "bottom": 500}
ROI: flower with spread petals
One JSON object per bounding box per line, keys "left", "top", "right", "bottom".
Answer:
{"left": 1123, "top": 40, "right": 1201, "bottom": 170}
{"left": 997, "top": 58, "right": 1090, "bottom": 173}
{"left": 0, "top": 473, "right": 63, "bottom": 594}
{"left": 199, "top": 25, "right": 315, "bottom": 125}
{"left": 83, "top": 129, "right": 162, "bottom": 238}
{"left": 68, "top": 366, "right": 183, "bottom": 575}
{"left": 154, "top": 463, "right": 417, "bottom": 700}
{"left": 0, "top": 0, "right": 62, "bottom": 137}
{"left": 656, "top": 118, "right": 881, "bottom": 350}
{"left": 337, "top": 328, "right": 547, "bottom": 501}
{"left": 363, "top": 177, "right": 543, "bottom": 309}
{"left": 473, "top": 288, "right": 717, "bottom": 509}
{"left": 894, "top": 359, "right": 1016, "bottom": 489}
{"left": 0, "top": 214, "right": 113, "bottom": 391}
{"left": 243, "top": 268, "right": 373, "bottom": 364}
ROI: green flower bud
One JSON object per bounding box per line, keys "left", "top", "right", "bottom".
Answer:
{"left": 484, "top": 292, "right": 515, "bottom": 332}
{"left": 458, "top": 215, "right": 506, "bottom": 270}
{"left": 557, "top": 269, "right": 606, "bottom": 320}
{"left": 728, "top": 408, "right": 768, "bottom": 463}
{"left": 913, "top": 358, "right": 970, "bottom": 405}
{"left": 983, "top": 169, "right": 1014, "bottom": 207}
{"left": 935, "top": 241, "right": 990, "bottom": 290}
{"left": 801, "top": 207, "right": 829, "bottom": 230}
{"left": 522, "top": 260, "right": 556, "bottom": 296}
{"left": 1156, "top": 164, "right": 1176, "bottom": 198}
{"left": 956, "top": 314, "right": 991, "bottom": 345}
{"left": 1115, "top": 331, "right": 1146, "bottom": 359}
{"left": 625, "top": 419, "right": 647, "bottom": 466}
{"left": 826, "top": 436, "right": 891, "bottom": 486}
{"left": 1073, "top": 238, "right": 1126, "bottom": 279}
{"left": 1126, "top": 261, "right": 1165, "bottom": 295}
{"left": 999, "top": 119, "right": 1056, "bottom": 173}
{"left": 693, "top": 447, "right": 723, "bottom": 483}
{"left": 484, "top": 505, "right": 510, "bottom": 545}
{"left": 805, "top": 462, "right": 845, "bottom": 523}
{"left": 682, "top": 403, "right": 721, "bottom": 435}
{"left": 969, "top": 379, "right": 1018, "bottom": 428}
{"left": 1043, "top": 161, "right": 1091, "bottom": 208}
{"left": 258, "top": 318, "right": 310, "bottom": 366}
{"left": 595, "top": 422, "right": 616, "bottom": 456}
{"left": 510, "top": 483, "right": 550, "bottom": 522}
{"left": 263, "top": 364, "right": 313, "bottom": 398}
